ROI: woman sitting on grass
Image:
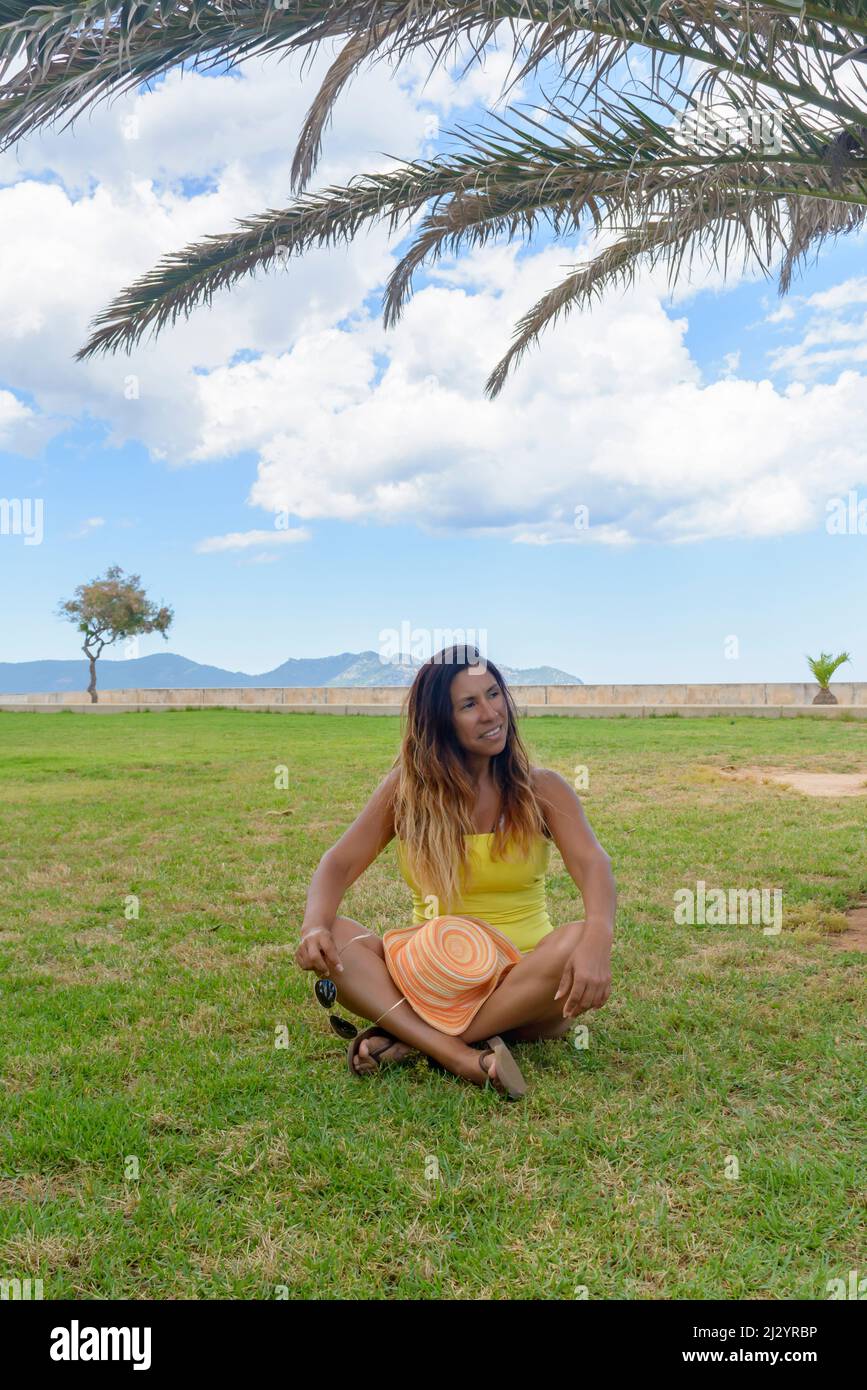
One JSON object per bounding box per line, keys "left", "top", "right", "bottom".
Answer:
{"left": 294, "top": 647, "right": 616, "bottom": 1100}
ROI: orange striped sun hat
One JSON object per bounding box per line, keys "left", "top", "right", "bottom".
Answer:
{"left": 382, "top": 915, "right": 522, "bottom": 1035}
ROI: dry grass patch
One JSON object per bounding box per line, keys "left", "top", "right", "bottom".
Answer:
{"left": 167, "top": 936, "right": 236, "bottom": 973}
{"left": 243, "top": 942, "right": 295, "bottom": 968}
{"left": 25, "top": 907, "right": 84, "bottom": 928}
{"left": 192, "top": 1221, "right": 320, "bottom": 1284}
{"left": 27, "top": 959, "right": 132, "bottom": 985}
{"left": 210, "top": 1120, "right": 270, "bottom": 1157}
{"left": 709, "top": 765, "right": 867, "bottom": 797}
{"left": 22, "top": 863, "right": 73, "bottom": 888}
{"left": 827, "top": 903, "right": 867, "bottom": 953}
{"left": 233, "top": 884, "right": 281, "bottom": 905}
{"left": 783, "top": 902, "right": 850, "bottom": 936}
{"left": 0, "top": 1172, "right": 82, "bottom": 1202}
{"left": 147, "top": 1110, "right": 198, "bottom": 1134}
{"left": 677, "top": 940, "right": 755, "bottom": 967}
{"left": 177, "top": 1003, "right": 223, "bottom": 1038}
{"left": 0, "top": 1228, "right": 103, "bottom": 1276}
{"left": 70, "top": 926, "right": 128, "bottom": 947}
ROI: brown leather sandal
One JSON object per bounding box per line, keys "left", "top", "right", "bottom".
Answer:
{"left": 477, "top": 1035, "right": 527, "bottom": 1101}
{"left": 346, "top": 1026, "right": 417, "bottom": 1076}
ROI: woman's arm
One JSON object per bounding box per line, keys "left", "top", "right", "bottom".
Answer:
{"left": 534, "top": 768, "right": 616, "bottom": 932}
{"left": 533, "top": 767, "right": 616, "bottom": 1016}
{"left": 296, "top": 768, "right": 399, "bottom": 974}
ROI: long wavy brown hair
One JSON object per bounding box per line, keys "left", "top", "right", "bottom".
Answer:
{"left": 389, "top": 647, "right": 548, "bottom": 911}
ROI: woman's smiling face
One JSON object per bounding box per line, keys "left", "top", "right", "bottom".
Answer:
{"left": 449, "top": 666, "right": 509, "bottom": 755}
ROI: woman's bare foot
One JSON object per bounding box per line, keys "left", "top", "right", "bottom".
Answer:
{"left": 478, "top": 1051, "right": 499, "bottom": 1089}
{"left": 447, "top": 1044, "right": 500, "bottom": 1090}
{"left": 352, "top": 1035, "right": 416, "bottom": 1075}
{"left": 351, "top": 1034, "right": 503, "bottom": 1092}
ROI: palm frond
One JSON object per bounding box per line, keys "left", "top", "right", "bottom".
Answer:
{"left": 291, "top": 23, "right": 397, "bottom": 192}
{"left": 806, "top": 650, "right": 852, "bottom": 683}
{"left": 2, "top": 3, "right": 864, "bottom": 391}
{"left": 4, "top": 3, "right": 867, "bottom": 177}
{"left": 483, "top": 178, "right": 788, "bottom": 396}
{"left": 74, "top": 151, "right": 504, "bottom": 359}
{"left": 0, "top": 1, "right": 297, "bottom": 150}
{"left": 384, "top": 90, "right": 866, "bottom": 317}
{"left": 781, "top": 188, "right": 867, "bottom": 288}
{"left": 75, "top": 86, "right": 867, "bottom": 390}
{"left": 485, "top": 169, "right": 867, "bottom": 393}
{"left": 282, "top": 0, "right": 867, "bottom": 189}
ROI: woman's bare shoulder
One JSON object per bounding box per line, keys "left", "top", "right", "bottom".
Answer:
{"left": 378, "top": 765, "right": 400, "bottom": 830}
{"left": 527, "top": 767, "right": 575, "bottom": 828}
{"left": 530, "top": 765, "right": 559, "bottom": 790}
{"left": 381, "top": 765, "right": 400, "bottom": 796}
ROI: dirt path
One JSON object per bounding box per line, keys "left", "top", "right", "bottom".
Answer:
{"left": 715, "top": 766, "right": 867, "bottom": 797}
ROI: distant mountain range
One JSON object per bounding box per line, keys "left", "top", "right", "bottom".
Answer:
{"left": 0, "top": 651, "right": 583, "bottom": 694}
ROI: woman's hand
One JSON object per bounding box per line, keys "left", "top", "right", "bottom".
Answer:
{"left": 554, "top": 930, "right": 612, "bottom": 1019}
{"left": 294, "top": 925, "right": 342, "bottom": 976}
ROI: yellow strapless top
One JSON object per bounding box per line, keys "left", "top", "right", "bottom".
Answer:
{"left": 394, "top": 830, "right": 554, "bottom": 954}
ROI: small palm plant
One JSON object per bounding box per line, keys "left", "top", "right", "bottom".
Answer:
{"left": 806, "top": 651, "right": 851, "bottom": 705}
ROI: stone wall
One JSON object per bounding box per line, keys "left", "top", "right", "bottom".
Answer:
{"left": 1, "top": 682, "right": 865, "bottom": 711}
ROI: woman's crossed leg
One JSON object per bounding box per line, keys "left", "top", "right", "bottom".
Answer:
{"left": 325, "top": 916, "right": 587, "bottom": 1085}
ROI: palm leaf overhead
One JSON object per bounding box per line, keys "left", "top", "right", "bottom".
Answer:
{"left": 2, "top": 2, "right": 867, "bottom": 392}
{"left": 70, "top": 90, "right": 867, "bottom": 393}
{"left": 3, "top": 3, "right": 866, "bottom": 158}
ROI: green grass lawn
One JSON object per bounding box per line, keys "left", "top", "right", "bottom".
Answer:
{"left": 0, "top": 709, "right": 864, "bottom": 1299}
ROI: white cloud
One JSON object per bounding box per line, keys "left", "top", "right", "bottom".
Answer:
{"left": 218, "top": 241, "right": 867, "bottom": 545}
{"left": 1, "top": 32, "right": 867, "bottom": 548}
{"left": 765, "top": 302, "right": 797, "bottom": 324}
{"left": 196, "top": 527, "right": 311, "bottom": 553}
{"left": 807, "top": 277, "right": 867, "bottom": 312}
{"left": 0, "top": 41, "right": 517, "bottom": 463}
{"left": 70, "top": 517, "right": 106, "bottom": 538}
{"left": 766, "top": 274, "right": 867, "bottom": 378}
{"left": 0, "top": 387, "right": 66, "bottom": 457}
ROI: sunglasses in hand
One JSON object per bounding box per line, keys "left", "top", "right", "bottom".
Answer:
{"left": 314, "top": 976, "right": 358, "bottom": 1039}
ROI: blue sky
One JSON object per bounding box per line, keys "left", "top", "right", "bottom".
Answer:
{"left": 1, "top": 39, "right": 865, "bottom": 684}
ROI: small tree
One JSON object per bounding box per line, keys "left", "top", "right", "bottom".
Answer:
{"left": 806, "top": 651, "right": 851, "bottom": 706}
{"left": 57, "top": 565, "right": 173, "bottom": 704}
